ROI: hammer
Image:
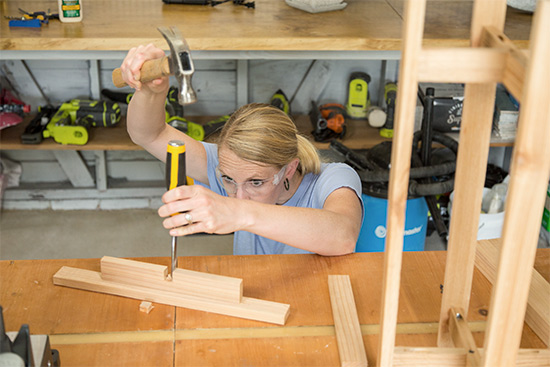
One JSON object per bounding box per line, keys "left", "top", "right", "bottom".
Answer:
{"left": 112, "top": 26, "right": 197, "bottom": 105}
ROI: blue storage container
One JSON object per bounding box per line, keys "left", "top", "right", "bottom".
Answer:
{"left": 356, "top": 194, "right": 428, "bottom": 252}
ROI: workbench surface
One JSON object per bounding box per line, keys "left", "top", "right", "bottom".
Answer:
{"left": 1, "top": 250, "right": 547, "bottom": 366}
{"left": 1, "top": 0, "right": 532, "bottom": 52}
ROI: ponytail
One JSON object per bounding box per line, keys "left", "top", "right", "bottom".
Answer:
{"left": 219, "top": 103, "right": 322, "bottom": 174}
{"left": 296, "top": 134, "right": 321, "bottom": 175}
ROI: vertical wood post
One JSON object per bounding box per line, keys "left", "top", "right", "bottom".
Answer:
{"left": 437, "top": 0, "right": 506, "bottom": 346}
{"left": 377, "top": 0, "right": 426, "bottom": 365}
{"left": 482, "top": 1, "right": 550, "bottom": 365}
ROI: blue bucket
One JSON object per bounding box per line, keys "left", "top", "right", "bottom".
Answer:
{"left": 356, "top": 194, "right": 428, "bottom": 252}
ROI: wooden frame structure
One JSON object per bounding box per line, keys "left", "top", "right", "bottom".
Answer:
{"left": 377, "top": 0, "right": 550, "bottom": 366}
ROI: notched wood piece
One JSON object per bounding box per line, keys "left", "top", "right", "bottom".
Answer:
{"left": 100, "top": 256, "right": 243, "bottom": 303}
{"left": 53, "top": 266, "right": 289, "bottom": 325}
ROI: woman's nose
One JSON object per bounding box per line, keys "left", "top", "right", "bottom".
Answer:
{"left": 235, "top": 186, "right": 249, "bottom": 200}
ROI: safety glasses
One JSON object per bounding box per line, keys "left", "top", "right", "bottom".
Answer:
{"left": 215, "top": 165, "right": 287, "bottom": 196}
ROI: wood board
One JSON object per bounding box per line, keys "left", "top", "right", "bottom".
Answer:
{"left": 53, "top": 257, "right": 289, "bottom": 325}
{"left": 100, "top": 256, "right": 243, "bottom": 303}
{"left": 328, "top": 275, "right": 368, "bottom": 367}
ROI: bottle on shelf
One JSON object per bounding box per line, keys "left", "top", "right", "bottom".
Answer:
{"left": 58, "top": 0, "right": 83, "bottom": 23}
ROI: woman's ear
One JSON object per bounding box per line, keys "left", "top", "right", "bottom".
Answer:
{"left": 286, "top": 158, "right": 301, "bottom": 178}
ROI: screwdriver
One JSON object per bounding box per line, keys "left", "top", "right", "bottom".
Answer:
{"left": 166, "top": 140, "right": 187, "bottom": 280}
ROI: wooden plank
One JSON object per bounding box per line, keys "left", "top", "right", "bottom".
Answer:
{"left": 437, "top": 0, "right": 504, "bottom": 347}
{"left": 393, "top": 347, "right": 550, "bottom": 367}
{"left": 481, "top": 26, "right": 528, "bottom": 103}
{"left": 328, "top": 275, "right": 368, "bottom": 367}
{"left": 482, "top": 0, "right": 550, "bottom": 365}
{"left": 53, "top": 266, "right": 289, "bottom": 325}
{"left": 418, "top": 48, "right": 506, "bottom": 83}
{"left": 0, "top": 0, "right": 405, "bottom": 52}
{"left": 475, "top": 239, "right": 550, "bottom": 346}
{"left": 378, "top": 0, "right": 426, "bottom": 366}
{"left": 448, "top": 307, "right": 481, "bottom": 366}
{"left": 100, "top": 256, "right": 243, "bottom": 304}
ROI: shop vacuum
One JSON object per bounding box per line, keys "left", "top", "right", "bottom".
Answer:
{"left": 330, "top": 86, "right": 459, "bottom": 252}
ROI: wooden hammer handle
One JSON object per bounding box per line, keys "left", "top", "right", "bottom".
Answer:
{"left": 112, "top": 56, "right": 171, "bottom": 88}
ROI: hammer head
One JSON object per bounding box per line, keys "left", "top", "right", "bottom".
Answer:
{"left": 158, "top": 26, "right": 197, "bottom": 106}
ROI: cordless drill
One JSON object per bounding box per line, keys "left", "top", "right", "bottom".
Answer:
{"left": 43, "top": 99, "right": 121, "bottom": 145}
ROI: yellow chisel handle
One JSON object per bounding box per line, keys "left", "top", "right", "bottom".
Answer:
{"left": 166, "top": 140, "right": 186, "bottom": 190}
{"left": 166, "top": 140, "right": 186, "bottom": 280}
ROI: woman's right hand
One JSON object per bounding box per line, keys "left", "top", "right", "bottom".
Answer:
{"left": 119, "top": 43, "right": 169, "bottom": 93}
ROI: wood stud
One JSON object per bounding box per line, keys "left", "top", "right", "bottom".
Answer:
{"left": 378, "top": 0, "right": 550, "bottom": 365}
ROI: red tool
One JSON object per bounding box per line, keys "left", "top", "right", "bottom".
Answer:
{"left": 0, "top": 90, "right": 31, "bottom": 130}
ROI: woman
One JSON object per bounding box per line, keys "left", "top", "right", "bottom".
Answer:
{"left": 120, "top": 44, "right": 363, "bottom": 256}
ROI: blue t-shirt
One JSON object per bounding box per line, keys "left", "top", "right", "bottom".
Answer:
{"left": 200, "top": 142, "right": 363, "bottom": 255}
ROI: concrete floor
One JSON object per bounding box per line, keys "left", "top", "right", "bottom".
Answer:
{"left": 2, "top": 209, "right": 548, "bottom": 261}
{"left": 0, "top": 209, "right": 451, "bottom": 260}
{"left": 0, "top": 209, "right": 234, "bottom": 260}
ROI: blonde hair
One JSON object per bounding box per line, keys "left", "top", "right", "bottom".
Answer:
{"left": 218, "top": 103, "right": 321, "bottom": 175}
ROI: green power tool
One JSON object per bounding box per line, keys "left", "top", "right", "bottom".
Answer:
{"left": 101, "top": 87, "right": 230, "bottom": 141}
{"left": 43, "top": 99, "right": 121, "bottom": 145}
{"left": 380, "top": 82, "right": 397, "bottom": 138}
{"left": 270, "top": 89, "right": 290, "bottom": 115}
{"left": 346, "top": 72, "right": 371, "bottom": 118}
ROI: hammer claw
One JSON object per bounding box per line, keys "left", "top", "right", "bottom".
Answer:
{"left": 157, "top": 26, "right": 197, "bottom": 105}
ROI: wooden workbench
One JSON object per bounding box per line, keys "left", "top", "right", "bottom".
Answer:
{"left": 1, "top": 250, "right": 547, "bottom": 366}
{"left": 0, "top": 0, "right": 532, "bottom": 52}
{"left": 1, "top": 0, "right": 529, "bottom": 151}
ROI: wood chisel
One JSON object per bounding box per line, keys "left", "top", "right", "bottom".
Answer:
{"left": 166, "top": 140, "right": 187, "bottom": 280}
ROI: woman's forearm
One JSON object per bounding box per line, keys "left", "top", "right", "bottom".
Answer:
{"left": 237, "top": 189, "right": 362, "bottom": 255}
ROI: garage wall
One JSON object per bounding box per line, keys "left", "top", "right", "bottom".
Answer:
{"left": 1, "top": 58, "right": 398, "bottom": 209}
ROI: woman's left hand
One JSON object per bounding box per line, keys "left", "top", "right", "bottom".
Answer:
{"left": 158, "top": 185, "right": 244, "bottom": 236}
